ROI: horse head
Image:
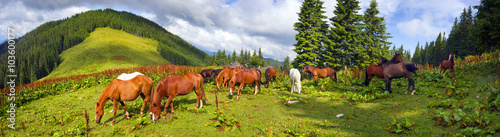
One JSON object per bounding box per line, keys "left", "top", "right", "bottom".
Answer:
{"left": 148, "top": 103, "right": 161, "bottom": 123}
{"left": 378, "top": 57, "right": 389, "bottom": 66}
{"left": 390, "top": 54, "right": 403, "bottom": 64}
{"left": 95, "top": 102, "right": 104, "bottom": 124}
{"left": 302, "top": 65, "right": 312, "bottom": 73}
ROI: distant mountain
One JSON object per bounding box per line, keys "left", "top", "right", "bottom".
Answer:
{"left": 0, "top": 9, "right": 208, "bottom": 88}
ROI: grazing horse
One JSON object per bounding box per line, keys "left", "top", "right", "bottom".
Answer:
{"left": 264, "top": 67, "right": 276, "bottom": 88}
{"left": 364, "top": 55, "right": 403, "bottom": 86}
{"left": 289, "top": 68, "right": 302, "bottom": 94}
{"left": 148, "top": 72, "right": 207, "bottom": 122}
{"left": 378, "top": 55, "right": 419, "bottom": 95}
{"left": 440, "top": 53, "right": 455, "bottom": 74}
{"left": 216, "top": 67, "right": 244, "bottom": 88}
{"left": 200, "top": 69, "right": 215, "bottom": 82}
{"left": 302, "top": 66, "right": 337, "bottom": 86}
{"left": 95, "top": 72, "right": 153, "bottom": 125}
{"left": 228, "top": 69, "right": 261, "bottom": 99}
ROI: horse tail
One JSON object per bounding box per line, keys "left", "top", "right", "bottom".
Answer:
{"left": 200, "top": 76, "right": 208, "bottom": 101}
{"left": 364, "top": 69, "right": 369, "bottom": 86}
{"left": 334, "top": 70, "right": 338, "bottom": 83}
{"left": 405, "top": 63, "right": 419, "bottom": 73}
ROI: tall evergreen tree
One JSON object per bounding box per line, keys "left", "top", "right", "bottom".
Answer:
{"left": 412, "top": 42, "right": 421, "bottom": 64}
{"left": 325, "top": 0, "right": 365, "bottom": 69}
{"left": 362, "top": 0, "right": 392, "bottom": 65}
{"left": 292, "top": 0, "right": 329, "bottom": 68}
{"left": 283, "top": 56, "right": 291, "bottom": 71}
{"left": 232, "top": 50, "right": 238, "bottom": 62}
{"left": 474, "top": 0, "right": 500, "bottom": 52}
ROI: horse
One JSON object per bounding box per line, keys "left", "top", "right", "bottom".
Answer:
{"left": 95, "top": 72, "right": 153, "bottom": 125}
{"left": 148, "top": 72, "right": 207, "bottom": 122}
{"left": 301, "top": 66, "right": 337, "bottom": 86}
{"left": 228, "top": 69, "right": 261, "bottom": 99}
{"left": 289, "top": 68, "right": 302, "bottom": 94}
{"left": 440, "top": 53, "right": 455, "bottom": 74}
{"left": 264, "top": 67, "right": 276, "bottom": 88}
{"left": 364, "top": 64, "right": 384, "bottom": 86}
{"left": 216, "top": 67, "right": 244, "bottom": 88}
{"left": 200, "top": 69, "right": 215, "bottom": 82}
{"left": 378, "top": 55, "right": 419, "bottom": 95}
{"left": 364, "top": 55, "right": 403, "bottom": 86}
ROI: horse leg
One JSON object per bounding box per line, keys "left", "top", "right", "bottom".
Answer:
{"left": 237, "top": 83, "right": 245, "bottom": 99}
{"left": 315, "top": 77, "right": 318, "bottom": 86}
{"left": 290, "top": 79, "right": 295, "bottom": 93}
{"left": 163, "top": 97, "right": 174, "bottom": 119}
{"left": 119, "top": 101, "right": 130, "bottom": 120}
{"left": 385, "top": 78, "right": 391, "bottom": 93}
{"left": 139, "top": 94, "right": 147, "bottom": 115}
{"left": 111, "top": 100, "right": 118, "bottom": 125}
{"left": 410, "top": 78, "right": 416, "bottom": 95}
{"left": 195, "top": 86, "right": 201, "bottom": 108}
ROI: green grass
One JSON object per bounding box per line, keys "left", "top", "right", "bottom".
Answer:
{"left": 5, "top": 71, "right": 499, "bottom": 136}
{"left": 43, "top": 27, "right": 169, "bottom": 79}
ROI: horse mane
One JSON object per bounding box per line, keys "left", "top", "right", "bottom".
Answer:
{"left": 389, "top": 54, "right": 400, "bottom": 64}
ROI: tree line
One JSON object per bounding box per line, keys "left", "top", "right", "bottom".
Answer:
{"left": 204, "top": 48, "right": 292, "bottom": 71}
{"left": 413, "top": 1, "right": 500, "bottom": 66}
{"left": 293, "top": 0, "right": 499, "bottom": 70}
{"left": 0, "top": 9, "right": 208, "bottom": 88}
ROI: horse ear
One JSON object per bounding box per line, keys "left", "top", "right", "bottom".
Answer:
{"left": 96, "top": 102, "right": 99, "bottom": 107}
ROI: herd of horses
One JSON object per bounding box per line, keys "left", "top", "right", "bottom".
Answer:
{"left": 95, "top": 53, "right": 456, "bottom": 125}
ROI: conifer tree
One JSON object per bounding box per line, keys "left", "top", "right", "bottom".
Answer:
{"left": 292, "top": 0, "right": 328, "bottom": 68}
{"left": 362, "top": 0, "right": 392, "bottom": 65}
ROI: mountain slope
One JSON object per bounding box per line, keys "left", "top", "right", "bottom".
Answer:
{"left": 44, "top": 27, "right": 169, "bottom": 79}
{"left": 0, "top": 9, "right": 207, "bottom": 88}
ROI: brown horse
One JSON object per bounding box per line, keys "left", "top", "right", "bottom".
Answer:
{"left": 200, "top": 69, "right": 215, "bottom": 82}
{"left": 440, "top": 53, "right": 455, "bottom": 74}
{"left": 264, "top": 67, "right": 276, "bottom": 88}
{"left": 364, "top": 54, "right": 403, "bottom": 86}
{"left": 378, "top": 54, "right": 418, "bottom": 94}
{"left": 95, "top": 72, "right": 153, "bottom": 125}
{"left": 216, "top": 67, "right": 244, "bottom": 88}
{"left": 148, "top": 72, "right": 207, "bottom": 122}
{"left": 228, "top": 69, "right": 261, "bottom": 99}
{"left": 364, "top": 64, "right": 384, "bottom": 86}
{"left": 302, "top": 66, "right": 337, "bottom": 86}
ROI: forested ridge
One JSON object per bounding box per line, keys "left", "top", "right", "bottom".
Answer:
{"left": 0, "top": 9, "right": 208, "bottom": 88}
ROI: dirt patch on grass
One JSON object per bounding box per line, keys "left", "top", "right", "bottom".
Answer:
{"left": 111, "top": 56, "right": 130, "bottom": 62}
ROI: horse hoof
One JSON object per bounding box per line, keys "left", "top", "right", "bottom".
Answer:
{"left": 411, "top": 90, "right": 416, "bottom": 95}
{"left": 405, "top": 92, "right": 407, "bottom": 94}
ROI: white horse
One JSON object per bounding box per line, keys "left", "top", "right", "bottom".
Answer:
{"left": 289, "top": 68, "right": 301, "bottom": 94}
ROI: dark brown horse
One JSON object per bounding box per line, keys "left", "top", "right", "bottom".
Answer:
{"left": 95, "top": 72, "right": 153, "bottom": 125}
{"left": 378, "top": 54, "right": 418, "bottom": 94}
{"left": 228, "top": 69, "right": 261, "bottom": 99}
{"left": 440, "top": 53, "right": 455, "bottom": 74}
{"left": 216, "top": 67, "right": 244, "bottom": 88}
{"left": 302, "top": 66, "right": 337, "bottom": 86}
{"left": 200, "top": 69, "right": 215, "bottom": 82}
{"left": 364, "top": 54, "right": 403, "bottom": 86}
{"left": 264, "top": 67, "right": 276, "bottom": 88}
{"left": 148, "top": 72, "right": 207, "bottom": 122}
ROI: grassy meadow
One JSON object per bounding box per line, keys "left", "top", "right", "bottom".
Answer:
{"left": 3, "top": 57, "right": 500, "bottom": 136}
{"left": 43, "top": 27, "right": 169, "bottom": 79}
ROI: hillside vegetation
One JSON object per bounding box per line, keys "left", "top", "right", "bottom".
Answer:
{"left": 0, "top": 9, "right": 207, "bottom": 88}
{"left": 44, "top": 27, "right": 169, "bottom": 79}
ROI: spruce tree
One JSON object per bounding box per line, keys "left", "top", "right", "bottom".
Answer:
{"left": 292, "top": 0, "right": 329, "bottom": 68}
{"left": 362, "top": 0, "right": 392, "bottom": 65}
{"left": 474, "top": 0, "right": 500, "bottom": 52}
{"left": 326, "top": 0, "right": 365, "bottom": 69}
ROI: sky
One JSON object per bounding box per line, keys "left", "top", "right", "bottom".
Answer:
{"left": 0, "top": 0, "right": 480, "bottom": 61}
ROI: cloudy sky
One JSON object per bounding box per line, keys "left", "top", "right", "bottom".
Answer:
{"left": 0, "top": 0, "right": 480, "bottom": 61}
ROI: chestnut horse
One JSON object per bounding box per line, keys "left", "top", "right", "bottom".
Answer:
{"left": 265, "top": 67, "right": 276, "bottom": 88}
{"left": 364, "top": 54, "right": 403, "bottom": 86}
{"left": 378, "top": 54, "right": 419, "bottom": 94}
{"left": 148, "top": 72, "right": 207, "bottom": 122}
{"left": 216, "top": 67, "right": 244, "bottom": 88}
{"left": 302, "top": 66, "right": 337, "bottom": 86}
{"left": 228, "top": 69, "right": 261, "bottom": 99}
{"left": 440, "top": 53, "right": 455, "bottom": 74}
{"left": 95, "top": 72, "right": 153, "bottom": 125}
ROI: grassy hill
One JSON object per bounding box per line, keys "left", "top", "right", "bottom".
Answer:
{"left": 44, "top": 27, "right": 169, "bottom": 79}
{"left": 0, "top": 9, "right": 208, "bottom": 88}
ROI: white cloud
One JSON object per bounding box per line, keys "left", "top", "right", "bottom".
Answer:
{"left": 140, "top": 12, "right": 157, "bottom": 21}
